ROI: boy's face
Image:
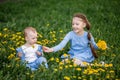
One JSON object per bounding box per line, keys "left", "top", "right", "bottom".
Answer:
{"left": 25, "top": 31, "right": 37, "bottom": 45}
{"left": 72, "top": 17, "right": 86, "bottom": 34}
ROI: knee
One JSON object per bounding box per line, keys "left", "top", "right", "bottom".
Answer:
{"left": 38, "top": 57, "right": 47, "bottom": 63}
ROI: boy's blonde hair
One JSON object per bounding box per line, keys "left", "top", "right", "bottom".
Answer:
{"left": 24, "top": 27, "right": 37, "bottom": 37}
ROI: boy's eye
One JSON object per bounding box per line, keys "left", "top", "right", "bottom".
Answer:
{"left": 76, "top": 23, "right": 79, "bottom": 25}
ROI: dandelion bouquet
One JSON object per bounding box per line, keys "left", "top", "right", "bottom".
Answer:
{"left": 97, "top": 40, "right": 107, "bottom": 50}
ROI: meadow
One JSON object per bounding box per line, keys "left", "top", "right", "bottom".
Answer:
{"left": 0, "top": 0, "right": 120, "bottom": 79}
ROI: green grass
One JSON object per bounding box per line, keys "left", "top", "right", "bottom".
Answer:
{"left": 0, "top": 0, "right": 120, "bottom": 79}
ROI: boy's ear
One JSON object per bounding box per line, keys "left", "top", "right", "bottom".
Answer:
{"left": 25, "top": 36, "right": 28, "bottom": 41}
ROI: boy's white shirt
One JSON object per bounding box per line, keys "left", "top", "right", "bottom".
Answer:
{"left": 21, "top": 44, "right": 39, "bottom": 63}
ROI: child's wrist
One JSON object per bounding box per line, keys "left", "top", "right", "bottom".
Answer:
{"left": 51, "top": 48, "right": 54, "bottom": 52}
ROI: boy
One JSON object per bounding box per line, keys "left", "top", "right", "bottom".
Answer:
{"left": 16, "top": 27, "right": 48, "bottom": 70}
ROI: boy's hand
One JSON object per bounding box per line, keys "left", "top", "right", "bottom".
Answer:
{"left": 36, "top": 51, "right": 42, "bottom": 56}
{"left": 43, "top": 46, "right": 53, "bottom": 52}
{"left": 18, "top": 52, "right": 22, "bottom": 57}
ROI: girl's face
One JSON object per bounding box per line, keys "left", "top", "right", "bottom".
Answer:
{"left": 72, "top": 17, "right": 86, "bottom": 35}
{"left": 25, "top": 31, "right": 37, "bottom": 45}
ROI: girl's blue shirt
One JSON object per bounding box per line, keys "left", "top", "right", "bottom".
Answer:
{"left": 53, "top": 31, "right": 98, "bottom": 62}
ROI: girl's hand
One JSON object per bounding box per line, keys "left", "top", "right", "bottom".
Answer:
{"left": 43, "top": 46, "right": 53, "bottom": 52}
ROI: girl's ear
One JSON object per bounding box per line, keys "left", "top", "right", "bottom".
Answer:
{"left": 83, "top": 22, "right": 86, "bottom": 28}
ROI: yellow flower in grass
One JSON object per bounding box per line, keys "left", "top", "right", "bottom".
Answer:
{"left": 72, "top": 76, "right": 77, "bottom": 78}
{"left": 97, "top": 40, "right": 107, "bottom": 50}
{"left": 78, "top": 77, "right": 82, "bottom": 79}
{"left": 59, "top": 66, "right": 63, "bottom": 70}
{"left": 63, "top": 53, "right": 68, "bottom": 57}
{"left": 59, "top": 30, "right": 63, "bottom": 33}
{"left": 16, "top": 64, "right": 20, "bottom": 67}
{"left": 59, "top": 61, "right": 64, "bottom": 65}
{"left": 64, "top": 76, "right": 70, "bottom": 80}
{"left": 69, "top": 64, "right": 73, "bottom": 68}
{"left": 3, "top": 28, "right": 8, "bottom": 31}
{"left": 15, "top": 57, "right": 20, "bottom": 61}
{"left": 8, "top": 54, "right": 15, "bottom": 59}
{"left": 110, "top": 70, "right": 114, "bottom": 73}
{"left": 109, "top": 63, "right": 113, "bottom": 67}
{"left": 55, "top": 58, "right": 59, "bottom": 62}
{"left": 73, "top": 63, "right": 77, "bottom": 67}
{"left": 49, "top": 57, "right": 54, "bottom": 61}
{"left": 65, "top": 65, "right": 68, "bottom": 68}
{"left": 82, "top": 61, "right": 89, "bottom": 66}
{"left": 0, "top": 32, "right": 2, "bottom": 37}
{"left": 76, "top": 67, "right": 81, "bottom": 71}
{"left": 54, "top": 68, "right": 58, "bottom": 72}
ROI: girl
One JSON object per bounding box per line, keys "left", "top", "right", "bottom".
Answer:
{"left": 43, "top": 13, "right": 98, "bottom": 66}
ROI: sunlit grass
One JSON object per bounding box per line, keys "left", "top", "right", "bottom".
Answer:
{"left": 0, "top": 27, "right": 119, "bottom": 79}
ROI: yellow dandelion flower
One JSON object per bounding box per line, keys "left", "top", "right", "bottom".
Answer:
{"left": 30, "top": 74, "right": 34, "bottom": 78}
{"left": 65, "top": 65, "right": 68, "bottom": 68}
{"left": 64, "top": 59, "right": 71, "bottom": 63}
{"left": 16, "top": 64, "right": 20, "bottom": 67}
{"left": 73, "top": 63, "right": 77, "bottom": 67}
{"left": 63, "top": 53, "right": 68, "bottom": 57}
{"left": 98, "top": 68, "right": 105, "bottom": 72}
{"left": 55, "top": 58, "right": 59, "bottom": 63}
{"left": 69, "top": 64, "right": 73, "bottom": 68}
{"left": 0, "top": 32, "right": 2, "bottom": 37}
{"left": 82, "top": 62, "right": 89, "bottom": 66}
{"left": 109, "top": 64, "right": 113, "bottom": 67}
{"left": 76, "top": 67, "right": 81, "bottom": 71}
{"left": 50, "top": 57, "right": 54, "bottom": 61}
{"left": 26, "top": 72, "right": 30, "bottom": 75}
{"left": 88, "top": 70, "right": 94, "bottom": 75}
{"left": 3, "top": 28, "right": 8, "bottom": 31}
{"left": 110, "top": 70, "right": 114, "bottom": 73}
{"left": 38, "top": 33, "right": 43, "bottom": 38}
{"left": 78, "top": 77, "right": 82, "bottom": 79}
{"left": 9, "top": 47, "right": 15, "bottom": 51}
{"left": 106, "top": 74, "right": 110, "bottom": 79}
{"left": 83, "top": 70, "right": 88, "bottom": 74}
{"left": 16, "top": 32, "right": 22, "bottom": 35}
{"left": 52, "top": 34, "right": 55, "bottom": 38}
{"left": 97, "top": 40, "right": 107, "bottom": 50}
{"left": 37, "top": 41, "right": 41, "bottom": 44}
{"left": 8, "top": 54, "right": 15, "bottom": 59}
{"left": 64, "top": 76, "right": 70, "bottom": 80}
{"left": 59, "top": 66, "right": 63, "bottom": 70}
{"left": 7, "top": 65, "right": 11, "bottom": 68}
{"left": 46, "top": 23, "right": 50, "bottom": 27}
{"left": 54, "top": 69, "right": 58, "bottom": 72}
{"left": 104, "top": 64, "right": 109, "bottom": 67}
{"left": 60, "top": 30, "right": 63, "bottom": 33}
{"left": 73, "top": 76, "right": 77, "bottom": 78}
{"left": 59, "top": 61, "right": 64, "bottom": 65}
{"left": 15, "top": 57, "right": 20, "bottom": 61}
